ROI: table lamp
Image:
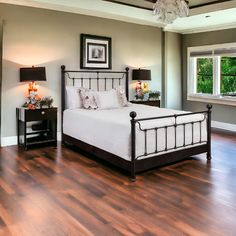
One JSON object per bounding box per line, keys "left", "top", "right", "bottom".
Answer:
{"left": 132, "top": 68, "right": 151, "bottom": 93}
{"left": 20, "top": 66, "right": 46, "bottom": 95}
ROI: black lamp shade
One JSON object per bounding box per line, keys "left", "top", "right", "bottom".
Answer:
{"left": 20, "top": 67, "right": 46, "bottom": 82}
{"left": 132, "top": 69, "right": 151, "bottom": 81}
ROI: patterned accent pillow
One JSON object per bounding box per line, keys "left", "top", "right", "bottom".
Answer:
{"left": 116, "top": 86, "right": 128, "bottom": 107}
{"left": 80, "top": 88, "right": 98, "bottom": 109}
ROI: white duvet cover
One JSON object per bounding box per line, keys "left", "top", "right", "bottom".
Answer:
{"left": 63, "top": 104, "right": 207, "bottom": 161}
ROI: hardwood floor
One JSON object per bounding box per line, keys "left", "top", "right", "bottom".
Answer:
{"left": 0, "top": 131, "right": 236, "bottom": 236}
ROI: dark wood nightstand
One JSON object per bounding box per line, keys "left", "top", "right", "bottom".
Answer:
{"left": 130, "top": 100, "right": 160, "bottom": 107}
{"left": 16, "top": 107, "right": 57, "bottom": 150}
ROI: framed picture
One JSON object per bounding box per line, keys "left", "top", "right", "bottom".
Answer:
{"left": 80, "top": 34, "right": 112, "bottom": 69}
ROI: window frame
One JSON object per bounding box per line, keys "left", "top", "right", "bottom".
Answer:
{"left": 187, "top": 42, "right": 236, "bottom": 106}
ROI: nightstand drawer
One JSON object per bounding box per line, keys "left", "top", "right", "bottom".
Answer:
{"left": 25, "top": 108, "right": 57, "bottom": 121}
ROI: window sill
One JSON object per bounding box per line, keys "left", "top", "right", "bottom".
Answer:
{"left": 187, "top": 94, "right": 236, "bottom": 106}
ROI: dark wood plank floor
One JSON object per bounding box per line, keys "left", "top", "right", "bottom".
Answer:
{"left": 0, "top": 131, "right": 236, "bottom": 236}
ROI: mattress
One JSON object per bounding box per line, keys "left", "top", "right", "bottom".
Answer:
{"left": 63, "top": 104, "right": 207, "bottom": 161}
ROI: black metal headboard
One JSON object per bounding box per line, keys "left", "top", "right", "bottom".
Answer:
{"left": 61, "top": 65, "right": 129, "bottom": 129}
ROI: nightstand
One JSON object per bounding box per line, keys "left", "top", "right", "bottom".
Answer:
{"left": 16, "top": 107, "right": 57, "bottom": 150}
{"left": 130, "top": 100, "right": 160, "bottom": 107}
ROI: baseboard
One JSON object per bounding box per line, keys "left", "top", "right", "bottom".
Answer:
{"left": 1, "top": 132, "right": 62, "bottom": 147}
{"left": 211, "top": 121, "right": 236, "bottom": 132}
{"left": 1, "top": 136, "right": 18, "bottom": 147}
{"left": 57, "top": 132, "right": 62, "bottom": 141}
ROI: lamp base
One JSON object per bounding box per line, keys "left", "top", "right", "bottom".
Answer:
{"left": 28, "top": 81, "right": 38, "bottom": 95}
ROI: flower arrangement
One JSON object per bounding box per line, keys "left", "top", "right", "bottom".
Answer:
{"left": 22, "top": 91, "right": 41, "bottom": 109}
{"left": 135, "top": 85, "right": 150, "bottom": 100}
{"left": 135, "top": 89, "right": 144, "bottom": 100}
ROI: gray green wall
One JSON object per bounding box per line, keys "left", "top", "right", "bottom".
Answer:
{"left": 182, "top": 28, "right": 236, "bottom": 124}
{"left": 165, "top": 32, "right": 182, "bottom": 110}
{"left": 0, "top": 3, "right": 162, "bottom": 139}
{"left": 0, "top": 20, "right": 3, "bottom": 144}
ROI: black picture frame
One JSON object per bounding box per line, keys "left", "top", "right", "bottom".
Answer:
{"left": 80, "top": 34, "right": 112, "bottom": 69}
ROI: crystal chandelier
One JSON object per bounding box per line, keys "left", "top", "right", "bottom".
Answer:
{"left": 153, "top": 0, "right": 189, "bottom": 24}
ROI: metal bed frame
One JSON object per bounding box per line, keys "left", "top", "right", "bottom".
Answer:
{"left": 61, "top": 65, "right": 212, "bottom": 181}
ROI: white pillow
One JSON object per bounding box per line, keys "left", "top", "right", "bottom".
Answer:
{"left": 66, "top": 86, "right": 82, "bottom": 109}
{"left": 96, "top": 89, "right": 120, "bottom": 109}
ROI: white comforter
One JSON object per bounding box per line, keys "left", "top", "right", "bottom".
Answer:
{"left": 63, "top": 104, "right": 207, "bottom": 161}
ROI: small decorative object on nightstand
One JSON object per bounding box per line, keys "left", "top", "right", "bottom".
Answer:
{"left": 16, "top": 107, "right": 57, "bottom": 150}
{"left": 148, "top": 90, "right": 161, "bottom": 101}
{"left": 130, "top": 100, "right": 160, "bottom": 107}
{"left": 39, "top": 96, "right": 54, "bottom": 108}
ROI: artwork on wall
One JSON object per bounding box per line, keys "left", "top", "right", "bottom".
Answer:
{"left": 80, "top": 34, "right": 112, "bottom": 69}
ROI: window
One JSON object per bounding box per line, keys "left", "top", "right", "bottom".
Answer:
{"left": 188, "top": 43, "right": 236, "bottom": 106}
{"left": 197, "top": 58, "right": 213, "bottom": 94}
{"left": 221, "top": 57, "right": 236, "bottom": 94}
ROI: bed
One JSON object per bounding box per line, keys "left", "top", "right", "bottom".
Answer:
{"left": 61, "top": 65, "right": 212, "bottom": 181}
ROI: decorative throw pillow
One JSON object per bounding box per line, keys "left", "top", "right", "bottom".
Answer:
{"left": 80, "top": 88, "right": 98, "bottom": 109}
{"left": 66, "top": 86, "right": 82, "bottom": 109}
{"left": 116, "top": 86, "right": 128, "bottom": 107}
{"left": 96, "top": 89, "right": 120, "bottom": 109}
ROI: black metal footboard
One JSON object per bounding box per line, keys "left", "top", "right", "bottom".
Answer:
{"left": 129, "top": 104, "right": 212, "bottom": 181}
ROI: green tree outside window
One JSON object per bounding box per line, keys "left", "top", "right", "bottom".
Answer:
{"left": 197, "top": 58, "right": 213, "bottom": 94}
{"left": 196, "top": 57, "right": 236, "bottom": 94}
{"left": 221, "top": 57, "right": 236, "bottom": 94}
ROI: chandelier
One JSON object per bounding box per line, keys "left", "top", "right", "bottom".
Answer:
{"left": 153, "top": 0, "right": 189, "bottom": 24}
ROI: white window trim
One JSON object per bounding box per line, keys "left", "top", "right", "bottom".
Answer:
{"left": 213, "top": 56, "right": 221, "bottom": 95}
{"left": 188, "top": 93, "right": 236, "bottom": 106}
{"left": 187, "top": 42, "right": 236, "bottom": 106}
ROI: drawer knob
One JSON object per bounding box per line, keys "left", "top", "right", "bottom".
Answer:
{"left": 41, "top": 111, "right": 45, "bottom": 115}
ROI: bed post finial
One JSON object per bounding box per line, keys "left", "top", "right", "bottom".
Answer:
{"left": 130, "top": 111, "right": 137, "bottom": 120}
{"left": 61, "top": 65, "right": 66, "bottom": 71}
{"left": 206, "top": 104, "right": 212, "bottom": 161}
{"left": 125, "top": 67, "right": 129, "bottom": 72}
{"left": 207, "top": 104, "right": 212, "bottom": 111}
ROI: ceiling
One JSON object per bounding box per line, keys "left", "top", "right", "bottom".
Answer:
{"left": 1, "top": 0, "right": 236, "bottom": 34}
